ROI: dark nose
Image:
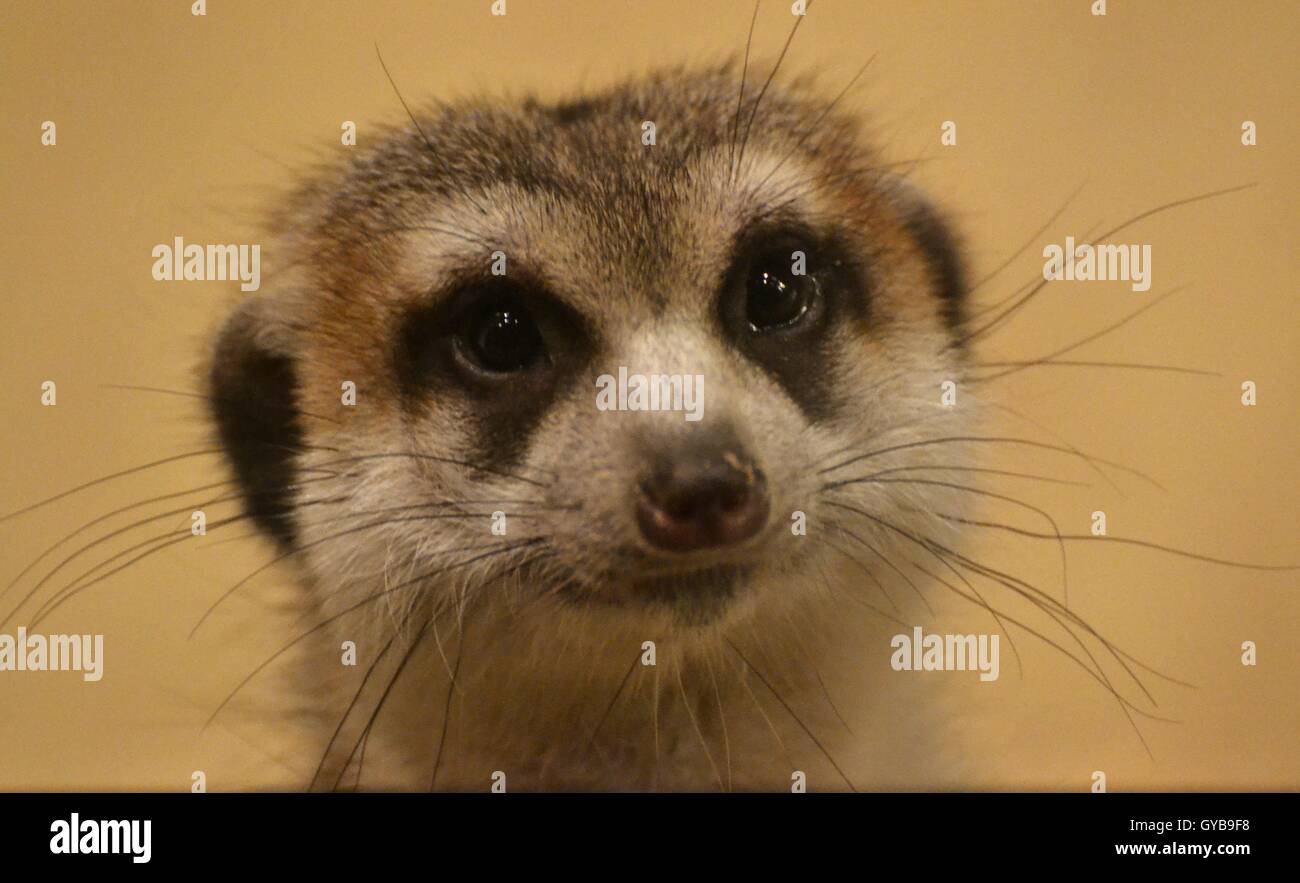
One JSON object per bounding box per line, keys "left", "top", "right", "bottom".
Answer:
{"left": 636, "top": 445, "right": 769, "bottom": 553}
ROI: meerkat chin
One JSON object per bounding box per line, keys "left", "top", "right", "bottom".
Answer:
{"left": 207, "top": 62, "right": 975, "bottom": 791}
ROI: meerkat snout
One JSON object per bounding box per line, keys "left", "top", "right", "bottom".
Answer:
{"left": 635, "top": 433, "right": 770, "bottom": 553}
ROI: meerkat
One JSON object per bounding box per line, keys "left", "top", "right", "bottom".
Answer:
{"left": 201, "top": 57, "right": 988, "bottom": 792}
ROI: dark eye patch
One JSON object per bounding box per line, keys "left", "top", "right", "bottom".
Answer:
{"left": 717, "top": 221, "right": 870, "bottom": 423}
{"left": 393, "top": 273, "right": 593, "bottom": 470}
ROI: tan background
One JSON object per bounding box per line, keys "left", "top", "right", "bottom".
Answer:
{"left": 0, "top": 0, "right": 1295, "bottom": 790}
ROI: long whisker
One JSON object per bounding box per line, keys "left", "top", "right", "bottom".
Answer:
{"left": 6, "top": 475, "right": 337, "bottom": 611}
{"left": 725, "top": 637, "right": 857, "bottom": 792}
{"left": 900, "top": 551, "right": 1167, "bottom": 759}
{"left": 951, "top": 184, "right": 1256, "bottom": 349}
{"left": 189, "top": 501, "right": 559, "bottom": 638}
{"left": 584, "top": 647, "right": 644, "bottom": 753}
{"left": 922, "top": 515, "right": 1299, "bottom": 571}
{"left": 9, "top": 484, "right": 346, "bottom": 628}
{"left": 969, "top": 283, "right": 1190, "bottom": 383}
{"left": 0, "top": 449, "right": 226, "bottom": 525}
{"left": 969, "top": 359, "right": 1220, "bottom": 379}
{"left": 704, "top": 656, "right": 733, "bottom": 792}
{"left": 427, "top": 611, "right": 471, "bottom": 791}
{"left": 814, "top": 548, "right": 910, "bottom": 627}
{"left": 829, "top": 507, "right": 1022, "bottom": 673}
{"left": 309, "top": 631, "right": 400, "bottom": 790}
{"left": 849, "top": 506, "right": 1176, "bottom": 709}
{"left": 334, "top": 611, "right": 439, "bottom": 792}
{"left": 826, "top": 525, "right": 926, "bottom": 616}
{"left": 23, "top": 510, "right": 262, "bottom": 630}
{"left": 732, "top": 0, "right": 813, "bottom": 185}
{"left": 204, "top": 539, "right": 544, "bottom": 731}
{"left": 967, "top": 180, "right": 1088, "bottom": 299}
{"left": 819, "top": 434, "right": 1164, "bottom": 490}
{"left": 862, "top": 463, "right": 1088, "bottom": 488}
{"left": 3, "top": 478, "right": 233, "bottom": 602}
{"left": 101, "top": 383, "right": 343, "bottom": 426}
{"left": 727, "top": 0, "right": 761, "bottom": 180}
{"left": 824, "top": 477, "right": 1069, "bottom": 604}
{"left": 674, "top": 665, "right": 724, "bottom": 792}
{"left": 373, "top": 43, "right": 488, "bottom": 217}
{"left": 749, "top": 52, "right": 875, "bottom": 194}
{"left": 850, "top": 503, "right": 1175, "bottom": 722}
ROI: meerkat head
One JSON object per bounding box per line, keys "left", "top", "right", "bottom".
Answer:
{"left": 208, "top": 62, "right": 969, "bottom": 640}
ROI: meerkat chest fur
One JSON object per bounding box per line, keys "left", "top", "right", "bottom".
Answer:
{"left": 209, "top": 62, "right": 975, "bottom": 790}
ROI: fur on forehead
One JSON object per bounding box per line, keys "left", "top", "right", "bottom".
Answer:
{"left": 264, "top": 63, "right": 938, "bottom": 340}
{"left": 372, "top": 154, "right": 883, "bottom": 320}
{"left": 285, "top": 61, "right": 877, "bottom": 250}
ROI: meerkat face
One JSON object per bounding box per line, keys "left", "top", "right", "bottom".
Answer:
{"left": 209, "top": 64, "right": 968, "bottom": 633}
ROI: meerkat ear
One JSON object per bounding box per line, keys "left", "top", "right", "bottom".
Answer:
{"left": 207, "top": 298, "right": 303, "bottom": 549}
{"left": 884, "top": 176, "right": 969, "bottom": 334}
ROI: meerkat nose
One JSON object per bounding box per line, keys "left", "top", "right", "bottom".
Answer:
{"left": 635, "top": 438, "right": 769, "bottom": 553}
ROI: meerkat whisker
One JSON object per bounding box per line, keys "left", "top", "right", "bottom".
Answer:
{"left": 205, "top": 540, "right": 545, "bottom": 732}
{"left": 952, "top": 184, "right": 1257, "bottom": 349}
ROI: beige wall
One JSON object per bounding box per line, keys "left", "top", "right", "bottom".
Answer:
{"left": 1, "top": 0, "right": 1295, "bottom": 790}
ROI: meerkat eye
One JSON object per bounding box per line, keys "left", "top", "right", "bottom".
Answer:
{"left": 724, "top": 233, "right": 832, "bottom": 338}
{"left": 745, "top": 262, "right": 818, "bottom": 332}
{"left": 461, "top": 297, "right": 545, "bottom": 372}
{"left": 717, "top": 227, "right": 868, "bottom": 422}
{"left": 396, "top": 277, "right": 589, "bottom": 397}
